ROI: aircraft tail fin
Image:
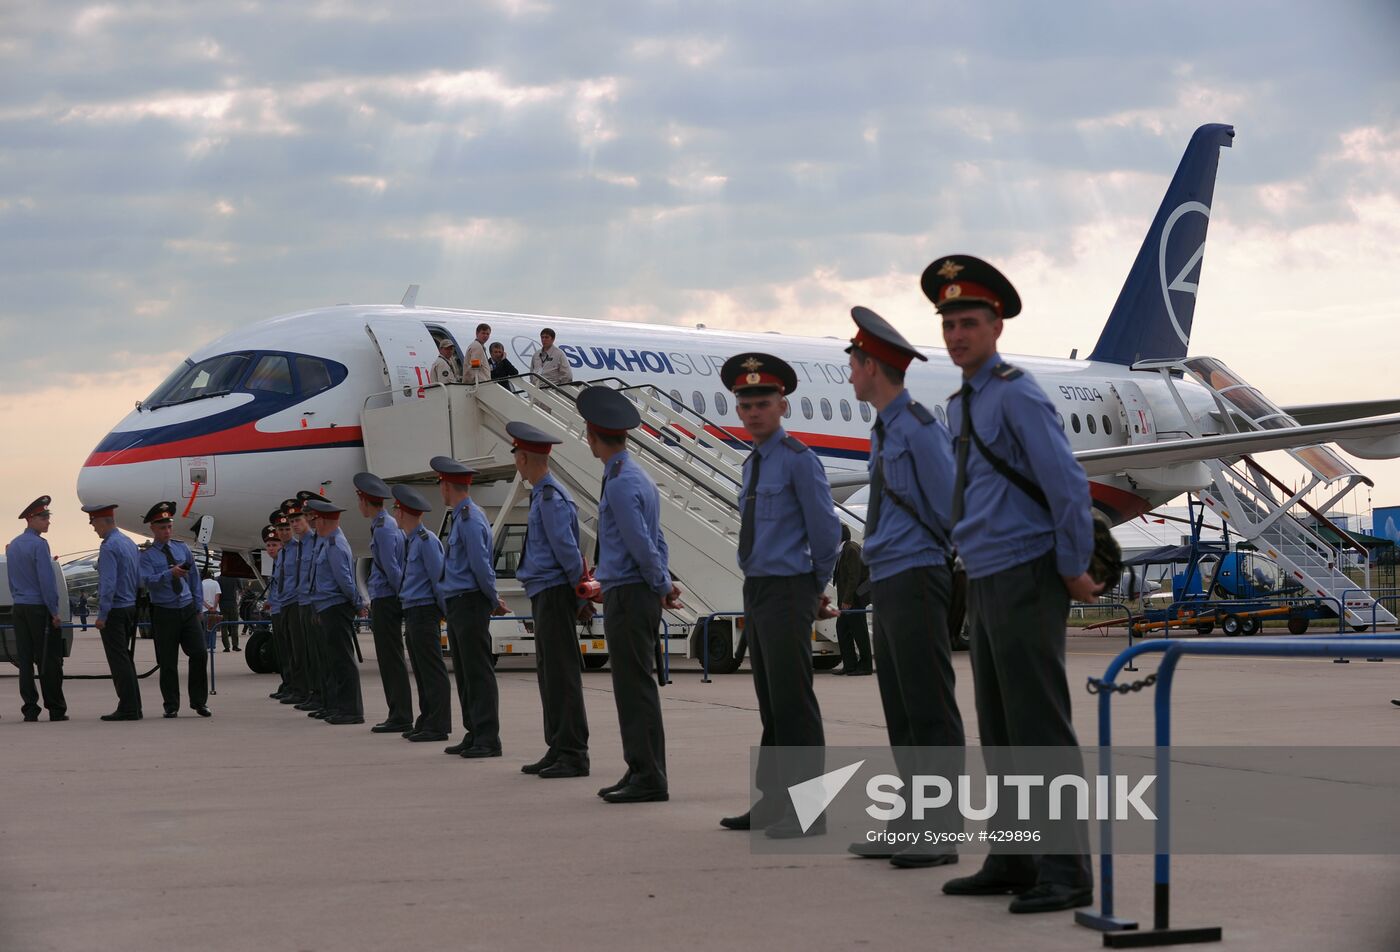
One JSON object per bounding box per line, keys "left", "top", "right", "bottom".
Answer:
{"left": 1087, "top": 123, "right": 1234, "bottom": 365}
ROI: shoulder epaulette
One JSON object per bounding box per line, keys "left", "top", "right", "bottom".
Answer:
{"left": 908, "top": 401, "right": 937, "bottom": 425}
{"left": 416, "top": 525, "right": 431, "bottom": 540}
{"left": 991, "top": 362, "right": 1023, "bottom": 381}
{"left": 542, "top": 484, "right": 557, "bottom": 500}
{"left": 782, "top": 435, "right": 809, "bottom": 453}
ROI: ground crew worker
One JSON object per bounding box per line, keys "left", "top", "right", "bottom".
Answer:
{"left": 292, "top": 492, "right": 329, "bottom": 717}
{"left": 262, "top": 519, "right": 293, "bottom": 701}
{"left": 432, "top": 456, "right": 508, "bottom": 758}
{"left": 7, "top": 496, "right": 67, "bottom": 721}
{"left": 355, "top": 471, "right": 413, "bottom": 734}
{"left": 392, "top": 484, "right": 452, "bottom": 743}
{"left": 137, "top": 502, "right": 210, "bottom": 718}
{"left": 833, "top": 524, "right": 872, "bottom": 676}
{"left": 530, "top": 327, "right": 574, "bottom": 387}
{"left": 578, "top": 386, "right": 682, "bottom": 803}
{"left": 464, "top": 323, "right": 492, "bottom": 384}
{"left": 431, "top": 339, "right": 462, "bottom": 384}
{"left": 715, "top": 353, "right": 841, "bottom": 837}
{"left": 845, "top": 305, "right": 965, "bottom": 868}
{"left": 306, "top": 498, "right": 364, "bottom": 725}
{"left": 508, "top": 420, "right": 591, "bottom": 779}
{"left": 930, "top": 254, "right": 1098, "bottom": 914}
{"left": 85, "top": 503, "right": 143, "bottom": 721}
{"left": 275, "top": 503, "right": 311, "bottom": 705}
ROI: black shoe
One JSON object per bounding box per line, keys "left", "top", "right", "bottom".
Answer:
{"left": 719, "top": 812, "right": 751, "bottom": 831}
{"left": 326, "top": 714, "right": 364, "bottom": 725}
{"left": 1008, "top": 883, "right": 1094, "bottom": 914}
{"left": 233, "top": 647, "right": 241, "bottom": 651}
{"left": 943, "top": 869, "right": 1037, "bottom": 896}
{"left": 311, "top": 710, "right": 332, "bottom": 719}
{"left": 222, "top": 648, "right": 230, "bottom": 653}
{"left": 195, "top": 707, "right": 212, "bottom": 718}
{"left": 538, "top": 761, "right": 589, "bottom": 779}
{"left": 23, "top": 715, "right": 39, "bottom": 722}
{"left": 408, "top": 730, "right": 449, "bottom": 742}
{"left": 163, "top": 711, "right": 178, "bottom": 719}
{"left": 280, "top": 695, "right": 304, "bottom": 705}
{"left": 597, "top": 775, "right": 632, "bottom": 799}
{"left": 765, "top": 816, "right": 825, "bottom": 839}
{"left": 101, "top": 711, "right": 142, "bottom": 721}
{"left": 890, "top": 849, "right": 958, "bottom": 869}
{"left": 444, "top": 735, "right": 475, "bottom": 755}
{"left": 49, "top": 714, "right": 70, "bottom": 722}
{"left": 521, "top": 756, "right": 557, "bottom": 775}
{"left": 460, "top": 745, "right": 502, "bottom": 759}
{"left": 371, "top": 721, "right": 413, "bottom": 734}
{"left": 847, "top": 840, "right": 895, "bottom": 859}
{"left": 294, "top": 700, "right": 320, "bottom": 711}
{"left": 602, "top": 783, "right": 669, "bottom": 803}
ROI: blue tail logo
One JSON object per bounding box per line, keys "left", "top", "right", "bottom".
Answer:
{"left": 1088, "top": 123, "right": 1235, "bottom": 365}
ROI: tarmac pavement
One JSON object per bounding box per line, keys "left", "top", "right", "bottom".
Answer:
{"left": 2, "top": 630, "right": 1398, "bottom": 951}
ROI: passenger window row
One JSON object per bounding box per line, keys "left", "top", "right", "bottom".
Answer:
{"left": 667, "top": 389, "right": 873, "bottom": 425}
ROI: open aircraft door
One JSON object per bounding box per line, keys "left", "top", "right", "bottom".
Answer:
{"left": 1110, "top": 381, "right": 1157, "bottom": 445}
{"left": 366, "top": 319, "right": 440, "bottom": 403}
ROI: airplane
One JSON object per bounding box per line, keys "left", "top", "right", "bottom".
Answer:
{"left": 76, "top": 123, "right": 1400, "bottom": 573}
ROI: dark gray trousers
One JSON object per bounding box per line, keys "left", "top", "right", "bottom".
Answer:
{"left": 319, "top": 601, "right": 363, "bottom": 716}
{"left": 370, "top": 596, "right": 412, "bottom": 726}
{"left": 101, "top": 606, "right": 142, "bottom": 714}
{"left": 967, "top": 550, "right": 1092, "bottom": 887}
{"left": 870, "top": 564, "right": 965, "bottom": 839}
{"left": 601, "top": 583, "right": 667, "bottom": 791}
{"left": 299, "top": 604, "right": 326, "bottom": 703}
{"left": 744, "top": 575, "right": 824, "bottom": 817}
{"left": 530, "top": 583, "right": 589, "bottom": 767}
{"left": 150, "top": 604, "right": 208, "bottom": 713}
{"left": 836, "top": 609, "right": 872, "bottom": 672}
{"left": 445, "top": 591, "right": 499, "bottom": 749}
{"left": 219, "top": 606, "right": 241, "bottom": 650}
{"left": 269, "top": 611, "right": 288, "bottom": 691}
{"left": 284, "top": 606, "right": 308, "bottom": 697}
{"left": 404, "top": 605, "right": 451, "bottom": 735}
{"left": 13, "top": 604, "right": 65, "bottom": 719}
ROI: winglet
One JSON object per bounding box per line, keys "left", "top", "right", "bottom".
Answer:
{"left": 401, "top": 284, "right": 420, "bottom": 308}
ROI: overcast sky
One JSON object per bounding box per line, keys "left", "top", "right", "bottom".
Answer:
{"left": 2, "top": 0, "right": 1398, "bottom": 556}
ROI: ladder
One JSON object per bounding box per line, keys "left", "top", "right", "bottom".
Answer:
{"left": 1135, "top": 356, "right": 1393, "bottom": 628}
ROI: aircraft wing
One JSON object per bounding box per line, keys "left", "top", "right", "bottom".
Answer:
{"left": 1075, "top": 413, "right": 1400, "bottom": 476}
{"left": 1280, "top": 398, "right": 1400, "bottom": 426}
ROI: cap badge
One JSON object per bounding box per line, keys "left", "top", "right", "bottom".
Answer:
{"left": 741, "top": 357, "right": 763, "bottom": 372}
{"left": 945, "top": 284, "right": 962, "bottom": 299}
{"left": 937, "top": 259, "right": 965, "bottom": 279}
{"left": 745, "top": 372, "right": 761, "bottom": 385}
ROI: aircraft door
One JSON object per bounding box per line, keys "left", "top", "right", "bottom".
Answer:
{"left": 1110, "top": 381, "right": 1157, "bottom": 445}
{"left": 365, "top": 320, "right": 442, "bottom": 403}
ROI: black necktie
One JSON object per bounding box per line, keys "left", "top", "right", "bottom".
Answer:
{"left": 738, "top": 450, "right": 761, "bottom": 561}
{"left": 866, "top": 421, "right": 886, "bottom": 535}
{"left": 161, "top": 544, "right": 181, "bottom": 596}
{"left": 592, "top": 473, "right": 608, "bottom": 567}
{"left": 400, "top": 534, "right": 414, "bottom": 594}
{"left": 951, "top": 383, "right": 974, "bottom": 525}
{"left": 307, "top": 537, "right": 321, "bottom": 590}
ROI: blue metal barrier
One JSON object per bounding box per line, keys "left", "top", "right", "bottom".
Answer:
{"left": 1337, "top": 587, "right": 1400, "bottom": 632}
{"left": 1078, "top": 634, "right": 1400, "bottom": 946}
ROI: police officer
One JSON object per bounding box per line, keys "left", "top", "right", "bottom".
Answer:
{"left": 355, "top": 472, "right": 413, "bottom": 734}
{"left": 715, "top": 354, "right": 841, "bottom": 835}
{"left": 264, "top": 514, "right": 293, "bottom": 700}
{"left": 306, "top": 498, "right": 364, "bottom": 725}
{"left": 508, "top": 421, "right": 590, "bottom": 779}
{"left": 290, "top": 492, "right": 329, "bottom": 717}
{"left": 432, "top": 456, "right": 508, "bottom": 758}
{"left": 578, "top": 386, "right": 682, "bottom": 803}
{"left": 392, "top": 485, "right": 453, "bottom": 743}
{"left": 844, "top": 305, "right": 966, "bottom": 868}
{"left": 7, "top": 496, "right": 67, "bottom": 721}
{"left": 85, "top": 503, "right": 143, "bottom": 720}
{"left": 276, "top": 502, "right": 313, "bottom": 705}
{"left": 137, "top": 502, "right": 211, "bottom": 718}
{"left": 929, "top": 255, "right": 1098, "bottom": 913}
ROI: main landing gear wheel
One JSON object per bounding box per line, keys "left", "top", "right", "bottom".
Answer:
{"left": 243, "top": 630, "right": 277, "bottom": 674}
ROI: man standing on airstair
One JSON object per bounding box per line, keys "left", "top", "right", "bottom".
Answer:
{"left": 715, "top": 353, "right": 841, "bottom": 838}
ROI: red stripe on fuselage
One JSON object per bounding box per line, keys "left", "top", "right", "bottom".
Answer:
{"left": 83, "top": 422, "right": 365, "bottom": 467}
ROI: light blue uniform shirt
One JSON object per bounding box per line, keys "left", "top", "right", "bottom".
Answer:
{"left": 949, "top": 353, "right": 1093, "bottom": 580}
{"left": 400, "top": 524, "right": 447, "bottom": 613}
{"left": 517, "top": 472, "right": 585, "bottom": 599}
{"left": 442, "top": 498, "right": 498, "bottom": 605}
{"left": 864, "top": 390, "right": 957, "bottom": 582}
{"left": 96, "top": 530, "right": 140, "bottom": 620}
{"left": 595, "top": 450, "right": 672, "bottom": 596}
{"left": 267, "top": 546, "right": 285, "bottom": 615}
{"left": 294, "top": 532, "right": 318, "bottom": 607}
{"left": 367, "top": 508, "right": 405, "bottom": 601}
{"left": 6, "top": 528, "right": 59, "bottom": 614}
{"left": 310, "top": 527, "right": 360, "bottom": 613}
{"left": 139, "top": 539, "right": 199, "bottom": 610}
{"left": 738, "top": 427, "right": 841, "bottom": 589}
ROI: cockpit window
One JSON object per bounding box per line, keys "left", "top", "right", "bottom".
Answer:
{"left": 295, "top": 357, "right": 332, "bottom": 396}
{"left": 145, "top": 353, "right": 251, "bottom": 408}
{"left": 244, "top": 354, "right": 294, "bottom": 394}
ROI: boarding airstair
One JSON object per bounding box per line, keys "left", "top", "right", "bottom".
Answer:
{"left": 360, "top": 374, "right": 858, "bottom": 667}
{"left": 1135, "top": 356, "right": 1394, "bottom": 629}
